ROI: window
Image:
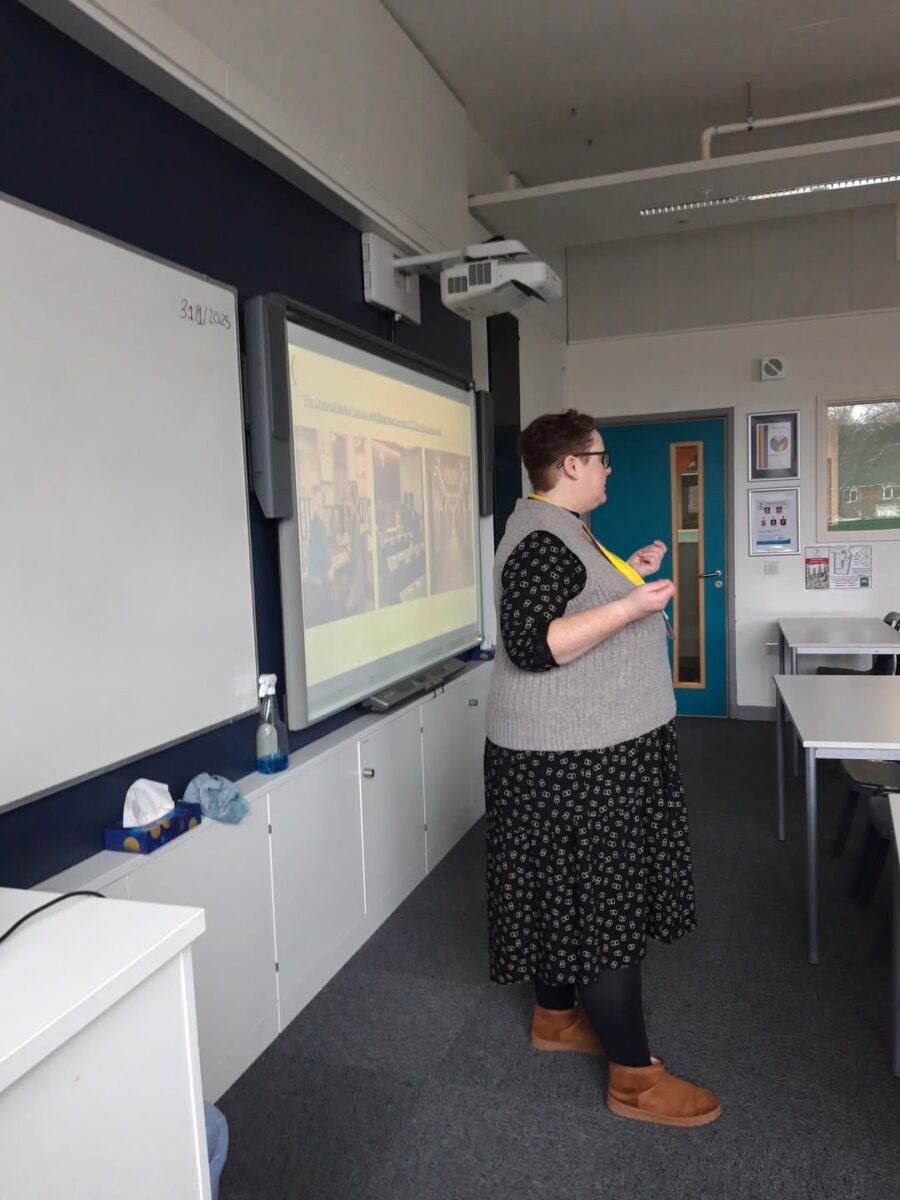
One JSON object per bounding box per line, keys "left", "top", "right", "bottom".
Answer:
{"left": 670, "top": 442, "right": 704, "bottom": 687}
{"left": 817, "top": 397, "right": 900, "bottom": 540}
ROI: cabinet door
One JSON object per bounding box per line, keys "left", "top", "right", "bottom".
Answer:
{"left": 127, "top": 801, "right": 278, "bottom": 1101}
{"left": 422, "top": 682, "right": 474, "bottom": 871}
{"left": 268, "top": 741, "right": 366, "bottom": 1029}
{"left": 465, "top": 663, "right": 492, "bottom": 817}
{"left": 359, "top": 705, "right": 426, "bottom": 927}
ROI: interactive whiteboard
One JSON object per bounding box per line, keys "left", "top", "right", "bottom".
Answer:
{"left": 0, "top": 195, "right": 258, "bottom": 812}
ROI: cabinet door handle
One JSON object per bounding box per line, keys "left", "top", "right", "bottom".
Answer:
{"left": 468, "top": 698, "right": 479, "bottom": 707}
{"left": 362, "top": 767, "right": 375, "bottom": 779}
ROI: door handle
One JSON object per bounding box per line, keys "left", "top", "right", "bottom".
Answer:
{"left": 698, "top": 569, "right": 723, "bottom": 579}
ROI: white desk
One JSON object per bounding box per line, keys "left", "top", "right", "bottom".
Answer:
{"left": 777, "top": 617, "right": 900, "bottom": 776}
{"left": 773, "top": 675, "right": 900, "bottom": 965}
{"left": 891, "top": 792, "right": 900, "bottom": 1077}
{"left": 0, "top": 888, "right": 210, "bottom": 1200}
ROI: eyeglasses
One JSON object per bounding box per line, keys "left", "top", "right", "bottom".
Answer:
{"left": 556, "top": 450, "right": 611, "bottom": 468}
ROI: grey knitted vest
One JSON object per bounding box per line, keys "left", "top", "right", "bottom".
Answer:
{"left": 486, "top": 498, "right": 676, "bottom": 752}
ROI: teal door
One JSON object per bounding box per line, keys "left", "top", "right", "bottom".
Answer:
{"left": 590, "top": 417, "right": 728, "bottom": 717}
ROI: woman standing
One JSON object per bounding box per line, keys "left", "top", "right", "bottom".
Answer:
{"left": 485, "top": 409, "right": 719, "bottom": 1128}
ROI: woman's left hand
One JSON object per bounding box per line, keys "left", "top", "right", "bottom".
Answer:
{"left": 628, "top": 539, "right": 667, "bottom": 577}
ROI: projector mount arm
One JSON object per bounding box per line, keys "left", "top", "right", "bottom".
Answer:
{"left": 391, "top": 240, "right": 532, "bottom": 276}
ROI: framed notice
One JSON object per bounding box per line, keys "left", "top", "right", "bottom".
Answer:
{"left": 749, "top": 486, "right": 800, "bottom": 555}
{"left": 748, "top": 410, "right": 798, "bottom": 482}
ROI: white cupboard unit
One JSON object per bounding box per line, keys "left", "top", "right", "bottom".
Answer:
{"left": 421, "top": 667, "right": 491, "bottom": 869}
{"left": 359, "top": 705, "right": 427, "bottom": 928}
{"left": 422, "top": 682, "right": 475, "bottom": 871}
{"left": 122, "top": 798, "right": 278, "bottom": 1101}
{"left": 36, "top": 662, "right": 491, "bottom": 1104}
{"left": 268, "top": 741, "right": 367, "bottom": 1029}
{"left": 464, "top": 664, "right": 491, "bottom": 817}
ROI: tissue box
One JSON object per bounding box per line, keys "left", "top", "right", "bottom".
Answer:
{"left": 104, "top": 802, "right": 202, "bottom": 854}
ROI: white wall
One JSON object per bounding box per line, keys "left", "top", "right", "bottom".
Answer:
{"left": 568, "top": 310, "right": 900, "bottom": 709}
{"left": 519, "top": 312, "right": 567, "bottom": 427}
{"left": 28, "top": 0, "right": 470, "bottom": 252}
{"left": 518, "top": 311, "right": 568, "bottom": 497}
{"left": 469, "top": 311, "right": 567, "bottom": 644}
{"left": 568, "top": 206, "right": 900, "bottom": 341}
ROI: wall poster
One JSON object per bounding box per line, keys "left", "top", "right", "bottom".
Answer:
{"left": 749, "top": 487, "right": 800, "bottom": 555}
{"left": 804, "top": 543, "right": 873, "bottom": 589}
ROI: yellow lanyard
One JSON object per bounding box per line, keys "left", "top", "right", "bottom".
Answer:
{"left": 527, "top": 493, "right": 645, "bottom": 586}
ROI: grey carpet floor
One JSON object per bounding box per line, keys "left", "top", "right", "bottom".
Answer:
{"left": 218, "top": 718, "right": 900, "bottom": 1200}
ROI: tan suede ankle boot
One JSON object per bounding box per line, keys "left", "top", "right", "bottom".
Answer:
{"left": 607, "top": 1060, "right": 720, "bottom": 1127}
{"left": 530, "top": 1004, "right": 604, "bottom": 1055}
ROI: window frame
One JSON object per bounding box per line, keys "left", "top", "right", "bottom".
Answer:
{"left": 816, "top": 393, "right": 900, "bottom": 542}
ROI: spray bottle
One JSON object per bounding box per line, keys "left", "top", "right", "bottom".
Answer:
{"left": 256, "top": 673, "right": 288, "bottom": 773}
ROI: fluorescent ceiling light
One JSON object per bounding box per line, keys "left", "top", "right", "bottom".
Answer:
{"left": 639, "top": 172, "right": 900, "bottom": 217}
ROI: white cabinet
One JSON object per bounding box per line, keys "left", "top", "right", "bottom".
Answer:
{"left": 34, "top": 663, "right": 491, "bottom": 1104}
{"left": 422, "top": 683, "right": 474, "bottom": 871}
{"left": 359, "top": 705, "right": 427, "bottom": 926}
{"left": 421, "top": 664, "right": 491, "bottom": 869}
{"left": 267, "top": 742, "right": 367, "bottom": 1029}
{"left": 463, "top": 662, "right": 491, "bottom": 818}
{"left": 127, "top": 800, "right": 278, "bottom": 1101}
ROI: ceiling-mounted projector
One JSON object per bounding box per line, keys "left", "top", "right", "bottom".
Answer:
{"left": 362, "top": 233, "right": 561, "bottom": 324}
{"left": 440, "top": 248, "right": 561, "bottom": 319}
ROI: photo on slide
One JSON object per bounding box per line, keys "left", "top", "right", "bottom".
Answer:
{"left": 425, "top": 450, "right": 475, "bottom": 595}
{"left": 372, "top": 441, "right": 426, "bottom": 607}
{"left": 294, "top": 428, "right": 376, "bottom": 627}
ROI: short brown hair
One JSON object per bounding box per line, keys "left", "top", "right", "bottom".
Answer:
{"left": 517, "top": 409, "right": 597, "bottom": 491}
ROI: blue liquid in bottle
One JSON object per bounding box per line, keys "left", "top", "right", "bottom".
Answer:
{"left": 257, "top": 751, "right": 289, "bottom": 774}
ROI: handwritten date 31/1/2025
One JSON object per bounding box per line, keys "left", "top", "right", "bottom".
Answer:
{"left": 180, "top": 300, "right": 232, "bottom": 330}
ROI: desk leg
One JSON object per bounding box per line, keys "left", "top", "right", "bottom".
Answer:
{"left": 778, "top": 632, "right": 785, "bottom": 676}
{"left": 775, "top": 686, "right": 786, "bottom": 841}
{"left": 805, "top": 747, "right": 820, "bottom": 965}
{"left": 791, "top": 648, "right": 799, "bottom": 778}
{"left": 893, "top": 852, "right": 899, "bottom": 1076}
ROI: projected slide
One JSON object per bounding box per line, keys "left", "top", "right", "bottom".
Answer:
{"left": 426, "top": 450, "right": 475, "bottom": 595}
{"left": 373, "top": 440, "right": 427, "bottom": 608}
{"left": 295, "top": 429, "right": 376, "bottom": 627}
{"left": 285, "top": 320, "right": 481, "bottom": 721}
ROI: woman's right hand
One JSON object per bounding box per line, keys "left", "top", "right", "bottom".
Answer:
{"left": 622, "top": 579, "right": 675, "bottom": 620}
{"left": 547, "top": 579, "right": 676, "bottom": 665}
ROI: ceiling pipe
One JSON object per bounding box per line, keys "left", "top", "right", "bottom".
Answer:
{"left": 700, "top": 95, "right": 900, "bottom": 160}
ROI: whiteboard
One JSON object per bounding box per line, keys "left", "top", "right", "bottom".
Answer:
{"left": 0, "top": 196, "right": 258, "bottom": 812}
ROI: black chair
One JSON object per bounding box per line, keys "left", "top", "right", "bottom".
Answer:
{"left": 839, "top": 790, "right": 896, "bottom": 963}
{"left": 850, "top": 790, "right": 894, "bottom": 906}
{"left": 831, "top": 760, "right": 900, "bottom": 856}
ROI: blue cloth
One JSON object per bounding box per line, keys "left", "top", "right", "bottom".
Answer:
{"left": 184, "top": 773, "right": 249, "bottom": 824}
{"left": 203, "top": 1102, "right": 229, "bottom": 1200}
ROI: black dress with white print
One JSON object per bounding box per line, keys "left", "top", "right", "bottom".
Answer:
{"left": 485, "top": 528, "right": 697, "bottom": 986}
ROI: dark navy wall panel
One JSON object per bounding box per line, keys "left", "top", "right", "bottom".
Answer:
{"left": 0, "top": 1, "right": 471, "bottom": 887}
{"left": 487, "top": 314, "right": 522, "bottom": 549}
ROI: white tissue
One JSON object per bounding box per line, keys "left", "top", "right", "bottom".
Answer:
{"left": 123, "top": 778, "right": 175, "bottom": 828}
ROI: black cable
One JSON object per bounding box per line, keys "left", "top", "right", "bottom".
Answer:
{"left": 0, "top": 890, "right": 105, "bottom": 947}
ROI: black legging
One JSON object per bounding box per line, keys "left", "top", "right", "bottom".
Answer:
{"left": 534, "top": 963, "right": 651, "bottom": 1067}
